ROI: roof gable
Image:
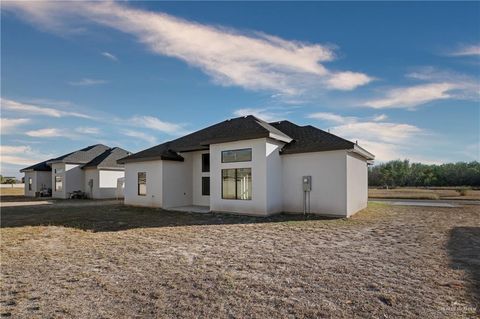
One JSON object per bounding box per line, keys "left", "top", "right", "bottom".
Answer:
{"left": 118, "top": 115, "right": 291, "bottom": 163}
{"left": 47, "top": 144, "right": 110, "bottom": 165}
{"left": 269, "top": 121, "right": 355, "bottom": 155}
{"left": 82, "top": 147, "right": 131, "bottom": 169}
{"left": 20, "top": 160, "right": 53, "bottom": 173}
{"left": 118, "top": 115, "right": 373, "bottom": 164}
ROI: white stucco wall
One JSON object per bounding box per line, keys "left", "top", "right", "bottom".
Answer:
{"left": 124, "top": 161, "right": 163, "bottom": 207}
{"left": 346, "top": 152, "right": 368, "bottom": 216}
{"left": 162, "top": 154, "right": 193, "bottom": 208}
{"left": 84, "top": 169, "right": 99, "bottom": 199}
{"left": 24, "top": 171, "right": 36, "bottom": 197}
{"left": 282, "top": 150, "right": 348, "bottom": 216}
{"left": 65, "top": 164, "right": 84, "bottom": 195}
{"left": 51, "top": 163, "right": 66, "bottom": 198}
{"left": 192, "top": 150, "right": 210, "bottom": 206}
{"left": 265, "top": 139, "right": 284, "bottom": 214}
{"left": 210, "top": 138, "right": 268, "bottom": 216}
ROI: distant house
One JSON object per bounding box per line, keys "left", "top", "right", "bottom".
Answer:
{"left": 118, "top": 115, "right": 374, "bottom": 217}
{"left": 20, "top": 144, "right": 130, "bottom": 199}
{"left": 20, "top": 160, "right": 52, "bottom": 197}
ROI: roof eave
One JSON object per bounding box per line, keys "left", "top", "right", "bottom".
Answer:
{"left": 349, "top": 144, "right": 375, "bottom": 161}
{"left": 268, "top": 132, "right": 292, "bottom": 143}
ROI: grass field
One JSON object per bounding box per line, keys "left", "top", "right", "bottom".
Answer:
{"left": 369, "top": 187, "right": 480, "bottom": 200}
{"left": 1, "top": 200, "right": 478, "bottom": 318}
{"left": 0, "top": 187, "right": 24, "bottom": 196}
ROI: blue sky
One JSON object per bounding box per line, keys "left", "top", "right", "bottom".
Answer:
{"left": 1, "top": 1, "right": 479, "bottom": 177}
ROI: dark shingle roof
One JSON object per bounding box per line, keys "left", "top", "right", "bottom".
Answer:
{"left": 20, "top": 159, "right": 53, "bottom": 173}
{"left": 47, "top": 144, "right": 110, "bottom": 165}
{"left": 117, "top": 115, "right": 369, "bottom": 164}
{"left": 82, "top": 147, "right": 131, "bottom": 169}
{"left": 118, "top": 115, "right": 291, "bottom": 163}
{"left": 269, "top": 120, "right": 355, "bottom": 155}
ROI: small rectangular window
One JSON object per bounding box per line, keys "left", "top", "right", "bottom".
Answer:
{"left": 221, "top": 148, "right": 252, "bottom": 163}
{"left": 138, "top": 172, "right": 146, "bottom": 196}
{"left": 28, "top": 177, "right": 32, "bottom": 191}
{"left": 55, "top": 176, "right": 62, "bottom": 192}
{"left": 222, "top": 168, "right": 252, "bottom": 200}
{"left": 202, "top": 153, "right": 210, "bottom": 172}
{"left": 201, "top": 177, "right": 210, "bottom": 196}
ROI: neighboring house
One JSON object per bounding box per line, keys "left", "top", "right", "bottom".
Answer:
{"left": 20, "top": 144, "right": 130, "bottom": 199}
{"left": 82, "top": 147, "right": 131, "bottom": 199}
{"left": 118, "top": 115, "right": 374, "bottom": 217}
{"left": 19, "top": 160, "right": 52, "bottom": 197}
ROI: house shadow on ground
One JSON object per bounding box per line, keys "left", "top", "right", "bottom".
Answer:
{"left": 447, "top": 227, "right": 480, "bottom": 310}
{"left": 0, "top": 203, "right": 336, "bottom": 232}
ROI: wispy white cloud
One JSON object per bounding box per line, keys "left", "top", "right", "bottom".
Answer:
{"left": 372, "top": 114, "right": 387, "bottom": 122}
{"left": 0, "top": 145, "right": 53, "bottom": 166}
{"left": 233, "top": 108, "right": 290, "bottom": 122}
{"left": 3, "top": 1, "right": 372, "bottom": 96}
{"left": 25, "top": 128, "right": 62, "bottom": 138}
{"left": 68, "top": 78, "right": 108, "bottom": 86}
{"left": 307, "top": 112, "right": 355, "bottom": 124}
{"left": 325, "top": 71, "right": 373, "bottom": 91}
{"left": 363, "top": 67, "right": 480, "bottom": 109}
{"left": 75, "top": 126, "right": 100, "bottom": 134}
{"left": 122, "top": 129, "right": 156, "bottom": 145}
{"left": 448, "top": 44, "right": 480, "bottom": 57}
{"left": 130, "top": 116, "right": 185, "bottom": 135}
{"left": 0, "top": 118, "right": 31, "bottom": 134}
{"left": 101, "top": 51, "right": 118, "bottom": 61}
{"left": 363, "top": 83, "right": 456, "bottom": 109}
{"left": 308, "top": 112, "right": 425, "bottom": 162}
{"left": 2, "top": 98, "right": 93, "bottom": 119}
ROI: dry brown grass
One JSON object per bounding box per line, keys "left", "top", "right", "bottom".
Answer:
{"left": 1, "top": 202, "right": 479, "bottom": 318}
{"left": 369, "top": 187, "right": 480, "bottom": 200}
{"left": 0, "top": 187, "right": 24, "bottom": 196}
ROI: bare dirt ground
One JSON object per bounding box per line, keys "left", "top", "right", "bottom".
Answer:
{"left": 369, "top": 187, "right": 480, "bottom": 200}
{"left": 1, "top": 201, "right": 479, "bottom": 318}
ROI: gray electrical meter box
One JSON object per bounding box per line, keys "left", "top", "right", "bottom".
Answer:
{"left": 302, "top": 176, "right": 312, "bottom": 191}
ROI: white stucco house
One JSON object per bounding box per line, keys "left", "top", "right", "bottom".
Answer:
{"left": 21, "top": 145, "right": 130, "bottom": 199}
{"left": 118, "top": 115, "right": 374, "bottom": 217}
{"left": 20, "top": 160, "right": 52, "bottom": 197}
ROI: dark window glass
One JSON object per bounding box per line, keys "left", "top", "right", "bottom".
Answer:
{"left": 202, "top": 177, "right": 210, "bottom": 196}
{"left": 138, "top": 172, "right": 146, "bottom": 196}
{"left": 28, "top": 177, "right": 32, "bottom": 191}
{"left": 221, "top": 168, "right": 252, "bottom": 200}
{"left": 221, "top": 148, "right": 252, "bottom": 163}
{"left": 202, "top": 153, "right": 210, "bottom": 172}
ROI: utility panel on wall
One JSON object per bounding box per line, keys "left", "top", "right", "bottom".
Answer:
{"left": 302, "top": 176, "right": 312, "bottom": 192}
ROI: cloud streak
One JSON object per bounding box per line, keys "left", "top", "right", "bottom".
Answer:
{"left": 0, "top": 118, "right": 31, "bottom": 133}
{"left": 68, "top": 78, "right": 108, "bottom": 86}
{"left": 308, "top": 112, "right": 424, "bottom": 162}
{"left": 130, "top": 115, "right": 185, "bottom": 135}
{"left": 3, "top": 1, "right": 372, "bottom": 96}
{"left": 448, "top": 44, "right": 480, "bottom": 57}
{"left": 101, "top": 51, "right": 118, "bottom": 61}
{"left": 363, "top": 82, "right": 456, "bottom": 109}
{"left": 122, "top": 129, "right": 157, "bottom": 145}
{"left": 0, "top": 145, "right": 53, "bottom": 166}
{"left": 2, "top": 98, "right": 93, "bottom": 119}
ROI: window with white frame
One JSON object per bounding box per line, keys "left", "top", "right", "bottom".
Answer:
{"left": 28, "top": 177, "right": 32, "bottom": 191}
